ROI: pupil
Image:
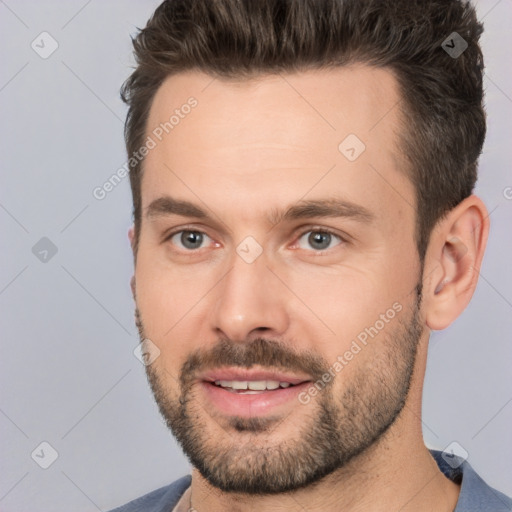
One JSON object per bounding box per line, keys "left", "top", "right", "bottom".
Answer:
{"left": 182, "top": 231, "right": 202, "bottom": 249}
{"left": 309, "top": 232, "right": 330, "bottom": 250}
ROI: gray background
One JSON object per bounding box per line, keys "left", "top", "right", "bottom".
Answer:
{"left": 1, "top": 1, "right": 511, "bottom": 511}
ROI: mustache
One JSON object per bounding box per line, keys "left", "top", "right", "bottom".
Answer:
{"left": 180, "top": 338, "right": 329, "bottom": 387}
{"left": 135, "top": 307, "right": 330, "bottom": 386}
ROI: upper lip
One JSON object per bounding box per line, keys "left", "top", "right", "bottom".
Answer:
{"left": 199, "top": 367, "right": 312, "bottom": 385}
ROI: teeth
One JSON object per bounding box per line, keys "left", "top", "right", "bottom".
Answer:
{"left": 248, "top": 381, "right": 266, "bottom": 391}
{"left": 213, "top": 380, "right": 293, "bottom": 391}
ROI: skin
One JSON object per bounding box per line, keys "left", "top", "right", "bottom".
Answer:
{"left": 129, "top": 66, "right": 489, "bottom": 511}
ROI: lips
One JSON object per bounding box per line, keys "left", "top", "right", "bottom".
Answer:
{"left": 200, "top": 368, "right": 311, "bottom": 388}
{"left": 197, "top": 367, "right": 313, "bottom": 417}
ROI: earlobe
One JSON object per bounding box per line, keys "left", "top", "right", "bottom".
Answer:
{"left": 424, "top": 196, "right": 489, "bottom": 331}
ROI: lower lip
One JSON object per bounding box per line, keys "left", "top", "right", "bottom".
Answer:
{"left": 200, "top": 381, "right": 310, "bottom": 418}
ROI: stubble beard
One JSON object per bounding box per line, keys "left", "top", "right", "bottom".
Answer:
{"left": 137, "top": 289, "right": 423, "bottom": 495}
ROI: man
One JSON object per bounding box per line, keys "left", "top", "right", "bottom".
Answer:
{"left": 110, "top": 0, "right": 512, "bottom": 510}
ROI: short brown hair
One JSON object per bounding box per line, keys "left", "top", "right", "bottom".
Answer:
{"left": 121, "top": 0, "right": 485, "bottom": 260}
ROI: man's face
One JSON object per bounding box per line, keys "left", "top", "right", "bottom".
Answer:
{"left": 133, "top": 67, "right": 425, "bottom": 493}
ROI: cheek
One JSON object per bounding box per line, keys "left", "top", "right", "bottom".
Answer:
{"left": 134, "top": 252, "right": 202, "bottom": 340}
{"left": 284, "top": 263, "right": 373, "bottom": 319}
{"left": 134, "top": 249, "right": 225, "bottom": 377}
{"left": 283, "top": 257, "right": 416, "bottom": 356}
{"left": 135, "top": 271, "right": 192, "bottom": 381}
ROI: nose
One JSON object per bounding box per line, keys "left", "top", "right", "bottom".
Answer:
{"left": 209, "top": 250, "right": 290, "bottom": 343}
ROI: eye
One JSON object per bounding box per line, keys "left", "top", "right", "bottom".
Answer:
{"left": 168, "top": 230, "right": 212, "bottom": 251}
{"left": 296, "top": 229, "right": 343, "bottom": 252}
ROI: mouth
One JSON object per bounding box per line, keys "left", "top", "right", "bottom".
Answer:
{"left": 211, "top": 379, "right": 297, "bottom": 394}
{"left": 197, "top": 368, "right": 312, "bottom": 418}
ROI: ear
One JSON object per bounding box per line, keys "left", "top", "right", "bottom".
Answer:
{"left": 128, "top": 226, "right": 136, "bottom": 299}
{"left": 128, "top": 225, "right": 135, "bottom": 252}
{"left": 422, "top": 195, "right": 489, "bottom": 330}
{"left": 130, "top": 275, "right": 136, "bottom": 300}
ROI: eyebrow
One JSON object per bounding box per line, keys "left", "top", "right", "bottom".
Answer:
{"left": 145, "top": 195, "right": 374, "bottom": 226}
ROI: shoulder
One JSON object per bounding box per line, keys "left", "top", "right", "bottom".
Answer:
{"left": 107, "top": 475, "right": 192, "bottom": 512}
{"left": 430, "top": 450, "right": 512, "bottom": 512}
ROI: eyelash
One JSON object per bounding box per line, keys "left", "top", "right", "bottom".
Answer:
{"left": 163, "top": 226, "right": 346, "bottom": 254}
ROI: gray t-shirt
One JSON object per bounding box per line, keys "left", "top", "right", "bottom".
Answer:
{"left": 108, "top": 450, "right": 512, "bottom": 511}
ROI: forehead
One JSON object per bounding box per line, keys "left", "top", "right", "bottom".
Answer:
{"left": 141, "top": 66, "right": 413, "bottom": 225}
